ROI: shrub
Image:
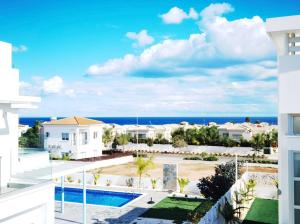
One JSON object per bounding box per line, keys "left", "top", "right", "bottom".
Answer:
{"left": 203, "top": 155, "right": 218, "bottom": 161}
{"left": 183, "top": 156, "right": 202, "bottom": 160}
{"left": 172, "top": 135, "right": 187, "bottom": 148}
{"left": 146, "top": 138, "right": 154, "bottom": 147}
{"left": 66, "top": 176, "right": 73, "bottom": 183}
{"left": 106, "top": 179, "right": 112, "bottom": 186}
{"left": 151, "top": 178, "right": 157, "bottom": 189}
{"left": 198, "top": 161, "right": 243, "bottom": 201}
{"left": 126, "top": 177, "right": 134, "bottom": 187}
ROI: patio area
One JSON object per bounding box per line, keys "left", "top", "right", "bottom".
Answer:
{"left": 55, "top": 185, "right": 168, "bottom": 224}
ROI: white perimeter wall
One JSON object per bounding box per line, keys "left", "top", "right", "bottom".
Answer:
{"left": 0, "top": 182, "right": 54, "bottom": 224}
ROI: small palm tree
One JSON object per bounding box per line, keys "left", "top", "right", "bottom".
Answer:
{"left": 250, "top": 134, "right": 265, "bottom": 160}
{"left": 246, "top": 179, "right": 256, "bottom": 197}
{"left": 116, "top": 134, "right": 129, "bottom": 151}
{"left": 151, "top": 178, "right": 157, "bottom": 189}
{"left": 92, "top": 169, "right": 102, "bottom": 185}
{"left": 178, "top": 178, "right": 190, "bottom": 193}
{"left": 134, "top": 156, "right": 155, "bottom": 188}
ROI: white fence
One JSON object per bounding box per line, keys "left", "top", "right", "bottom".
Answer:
{"left": 199, "top": 173, "right": 248, "bottom": 224}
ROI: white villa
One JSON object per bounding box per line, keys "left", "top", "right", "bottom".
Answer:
{"left": 267, "top": 15, "right": 300, "bottom": 224}
{"left": 42, "top": 116, "right": 105, "bottom": 159}
{"left": 218, "top": 122, "right": 277, "bottom": 141}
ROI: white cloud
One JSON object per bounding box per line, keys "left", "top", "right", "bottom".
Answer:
{"left": 21, "top": 75, "right": 277, "bottom": 117}
{"left": 12, "top": 45, "right": 28, "bottom": 53}
{"left": 42, "top": 76, "right": 64, "bottom": 94}
{"left": 87, "top": 10, "right": 274, "bottom": 77}
{"left": 126, "top": 30, "right": 154, "bottom": 47}
{"left": 200, "top": 3, "right": 233, "bottom": 19}
{"left": 160, "top": 7, "right": 199, "bottom": 24}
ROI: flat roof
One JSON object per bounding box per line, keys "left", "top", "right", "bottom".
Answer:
{"left": 266, "top": 15, "right": 300, "bottom": 33}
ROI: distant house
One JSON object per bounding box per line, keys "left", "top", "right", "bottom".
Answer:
{"left": 42, "top": 116, "right": 104, "bottom": 159}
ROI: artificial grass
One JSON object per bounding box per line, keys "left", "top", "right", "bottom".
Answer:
{"left": 243, "top": 198, "right": 278, "bottom": 224}
{"left": 140, "top": 197, "right": 212, "bottom": 224}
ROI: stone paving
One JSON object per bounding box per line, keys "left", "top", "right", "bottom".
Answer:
{"left": 55, "top": 186, "right": 168, "bottom": 224}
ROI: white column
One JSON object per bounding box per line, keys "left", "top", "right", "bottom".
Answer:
{"left": 61, "top": 176, "right": 64, "bottom": 213}
{"left": 83, "top": 169, "right": 87, "bottom": 224}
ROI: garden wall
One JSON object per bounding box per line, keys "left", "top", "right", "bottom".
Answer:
{"left": 123, "top": 143, "right": 253, "bottom": 156}
{"left": 199, "top": 173, "right": 248, "bottom": 224}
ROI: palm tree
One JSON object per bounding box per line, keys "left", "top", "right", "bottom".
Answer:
{"left": 102, "top": 128, "right": 113, "bottom": 148}
{"left": 116, "top": 134, "right": 129, "bottom": 151}
{"left": 134, "top": 156, "right": 155, "bottom": 188}
{"left": 250, "top": 134, "right": 265, "bottom": 160}
{"left": 178, "top": 178, "right": 190, "bottom": 193}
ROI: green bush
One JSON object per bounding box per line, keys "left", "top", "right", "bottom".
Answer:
{"left": 203, "top": 155, "right": 218, "bottom": 161}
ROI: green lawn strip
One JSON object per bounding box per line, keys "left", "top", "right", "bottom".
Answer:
{"left": 243, "top": 198, "right": 278, "bottom": 224}
{"left": 141, "top": 197, "right": 212, "bottom": 224}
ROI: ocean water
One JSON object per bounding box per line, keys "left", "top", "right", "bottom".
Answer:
{"left": 20, "top": 117, "right": 277, "bottom": 127}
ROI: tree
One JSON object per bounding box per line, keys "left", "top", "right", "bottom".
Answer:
{"left": 245, "top": 117, "right": 251, "bottom": 123}
{"left": 146, "top": 138, "right": 154, "bottom": 147}
{"left": 102, "top": 128, "right": 113, "bottom": 148}
{"left": 178, "top": 178, "right": 190, "bottom": 193}
{"left": 134, "top": 156, "right": 155, "bottom": 188}
{"left": 116, "top": 134, "right": 129, "bottom": 151}
{"left": 19, "top": 121, "right": 42, "bottom": 148}
{"left": 185, "top": 128, "right": 199, "bottom": 145}
{"left": 250, "top": 134, "right": 265, "bottom": 160}
{"left": 198, "top": 161, "right": 243, "bottom": 201}
{"left": 172, "top": 135, "right": 187, "bottom": 148}
{"left": 155, "top": 133, "right": 163, "bottom": 144}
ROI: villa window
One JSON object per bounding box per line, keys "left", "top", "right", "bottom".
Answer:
{"left": 73, "top": 133, "right": 76, "bottom": 145}
{"left": 93, "top": 131, "right": 98, "bottom": 139}
{"left": 62, "top": 133, "right": 69, "bottom": 141}
{"left": 81, "top": 132, "right": 88, "bottom": 145}
{"left": 292, "top": 115, "right": 300, "bottom": 135}
{"left": 46, "top": 132, "right": 50, "bottom": 138}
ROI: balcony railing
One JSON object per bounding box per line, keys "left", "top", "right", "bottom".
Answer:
{"left": 289, "top": 33, "right": 300, "bottom": 55}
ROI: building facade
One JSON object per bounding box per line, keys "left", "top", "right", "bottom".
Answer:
{"left": 0, "top": 41, "right": 54, "bottom": 224}
{"left": 42, "top": 116, "right": 104, "bottom": 159}
{"left": 267, "top": 15, "right": 300, "bottom": 224}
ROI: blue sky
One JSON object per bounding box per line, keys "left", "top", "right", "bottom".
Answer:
{"left": 0, "top": 0, "right": 299, "bottom": 116}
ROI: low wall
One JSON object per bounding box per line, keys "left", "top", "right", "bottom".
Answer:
{"left": 123, "top": 143, "right": 253, "bottom": 156}
{"left": 17, "top": 151, "right": 50, "bottom": 173}
{"left": 199, "top": 173, "right": 248, "bottom": 224}
{"left": 0, "top": 182, "right": 54, "bottom": 224}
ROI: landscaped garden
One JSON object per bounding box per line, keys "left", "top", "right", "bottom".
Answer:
{"left": 140, "top": 197, "right": 213, "bottom": 224}
{"left": 243, "top": 198, "right": 278, "bottom": 224}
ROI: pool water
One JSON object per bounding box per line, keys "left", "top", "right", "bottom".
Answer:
{"left": 55, "top": 187, "right": 142, "bottom": 207}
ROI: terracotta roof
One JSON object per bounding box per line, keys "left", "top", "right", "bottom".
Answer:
{"left": 44, "top": 116, "right": 103, "bottom": 125}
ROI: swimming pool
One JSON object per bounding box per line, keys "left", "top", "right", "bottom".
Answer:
{"left": 55, "top": 187, "right": 142, "bottom": 207}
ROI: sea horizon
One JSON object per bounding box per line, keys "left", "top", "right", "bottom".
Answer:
{"left": 20, "top": 116, "right": 278, "bottom": 127}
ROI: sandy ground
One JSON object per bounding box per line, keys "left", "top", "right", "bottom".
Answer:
{"left": 98, "top": 161, "right": 278, "bottom": 181}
